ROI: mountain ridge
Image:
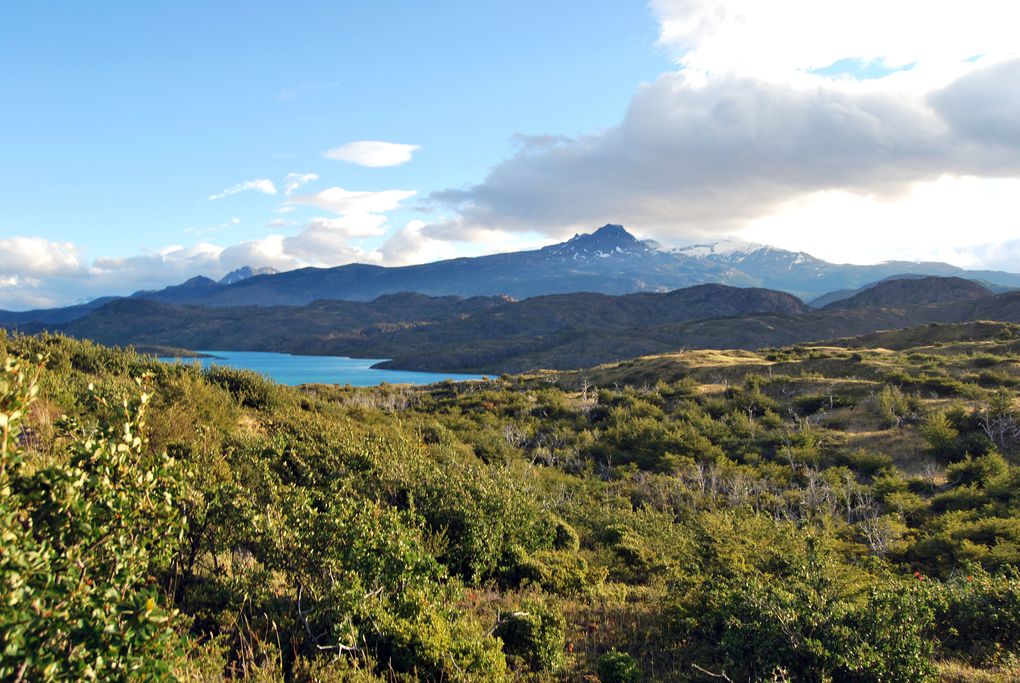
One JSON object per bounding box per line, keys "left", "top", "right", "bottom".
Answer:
{"left": 4, "top": 225, "right": 1020, "bottom": 323}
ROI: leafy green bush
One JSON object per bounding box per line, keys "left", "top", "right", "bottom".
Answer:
{"left": 205, "top": 364, "right": 279, "bottom": 409}
{"left": 596, "top": 648, "right": 642, "bottom": 682}
{"left": 670, "top": 531, "right": 935, "bottom": 682}
{"left": 553, "top": 516, "right": 580, "bottom": 551}
{"left": 876, "top": 384, "right": 917, "bottom": 427}
{"left": 927, "top": 567, "right": 1020, "bottom": 666}
{"left": 494, "top": 601, "right": 566, "bottom": 673}
{"left": 0, "top": 356, "right": 187, "bottom": 680}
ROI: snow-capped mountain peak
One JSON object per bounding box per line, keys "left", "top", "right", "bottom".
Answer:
{"left": 219, "top": 266, "right": 280, "bottom": 285}
{"left": 674, "top": 239, "right": 769, "bottom": 259}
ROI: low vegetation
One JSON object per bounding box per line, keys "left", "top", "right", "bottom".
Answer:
{"left": 3, "top": 323, "right": 1020, "bottom": 681}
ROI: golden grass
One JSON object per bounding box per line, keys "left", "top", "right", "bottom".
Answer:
{"left": 938, "top": 660, "right": 1020, "bottom": 682}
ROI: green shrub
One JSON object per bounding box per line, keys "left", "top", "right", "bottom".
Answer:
{"left": 945, "top": 453, "right": 1009, "bottom": 488}
{"left": 0, "top": 357, "right": 187, "bottom": 680}
{"left": 876, "top": 384, "right": 916, "bottom": 427}
{"left": 921, "top": 411, "right": 960, "bottom": 457}
{"left": 928, "top": 568, "right": 1020, "bottom": 666}
{"left": 596, "top": 649, "right": 641, "bottom": 682}
{"left": 553, "top": 516, "right": 581, "bottom": 551}
{"left": 502, "top": 546, "right": 598, "bottom": 595}
{"left": 494, "top": 601, "right": 566, "bottom": 673}
{"left": 205, "top": 364, "right": 279, "bottom": 409}
{"left": 670, "top": 533, "right": 936, "bottom": 682}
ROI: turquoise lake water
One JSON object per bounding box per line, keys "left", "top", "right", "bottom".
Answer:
{"left": 159, "top": 350, "right": 485, "bottom": 386}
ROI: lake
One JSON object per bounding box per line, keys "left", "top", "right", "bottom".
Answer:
{"left": 160, "top": 350, "right": 485, "bottom": 386}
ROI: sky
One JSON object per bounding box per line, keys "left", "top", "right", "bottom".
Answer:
{"left": 1, "top": 0, "right": 1019, "bottom": 309}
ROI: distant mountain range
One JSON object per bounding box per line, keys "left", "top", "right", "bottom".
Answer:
{"left": 671, "top": 239, "right": 1020, "bottom": 301}
{"left": 3, "top": 225, "right": 1020, "bottom": 325}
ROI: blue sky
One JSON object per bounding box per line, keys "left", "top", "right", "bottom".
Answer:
{"left": 1, "top": 1, "right": 1019, "bottom": 308}
{"left": 1, "top": 1, "right": 666, "bottom": 259}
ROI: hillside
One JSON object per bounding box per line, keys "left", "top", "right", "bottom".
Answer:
{"left": 52, "top": 284, "right": 807, "bottom": 370}
{"left": 54, "top": 292, "right": 510, "bottom": 351}
{"left": 822, "top": 276, "right": 992, "bottom": 309}
{"left": 366, "top": 289, "right": 1020, "bottom": 372}
{"left": 3, "top": 327, "right": 1020, "bottom": 680}
{"left": 34, "top": 280, "right": 1020, "bottom": 374}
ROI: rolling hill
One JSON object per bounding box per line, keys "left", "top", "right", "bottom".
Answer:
{"left": 27, "top": 277, "right": 1020, "bottom": 374}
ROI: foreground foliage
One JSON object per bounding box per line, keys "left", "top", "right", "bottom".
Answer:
{"left": 2, "top": 325, "right": 1020, "bottom": 681}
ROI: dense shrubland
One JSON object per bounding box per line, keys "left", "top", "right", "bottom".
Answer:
{"left": 2, "top": 326, "right": 1020, "bottom": 681}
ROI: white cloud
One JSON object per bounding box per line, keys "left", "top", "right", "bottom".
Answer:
{"left": 381, "top": 221, "right": 549, "bottom": 267}
{"left": 283, "top": 172, "right": 319, "bottom": 195}
{"left": 0, "top": 237, "right": 82, "bottom": 277}
{"left": 323, "top": 140, "right": 421, "bottom": 167}
{"left": 652, "top": 0, "right": 1019, "bottom": 88}
{"left": 427, "top": 2, "right": 1020, "bottom": 258}
{"left": 208, "top": 178, "right": 278, "bottom": 200}
{"left": 287, "top": 187, "right": 416, "bottom": 214}
{"left": 433, "top": 63, "right": 1020, "bottom": 240}
{"left": 740, "top": 175, "right": 1020, "bottom": 265}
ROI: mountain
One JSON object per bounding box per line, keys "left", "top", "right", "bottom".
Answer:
{"left": 0, "top": 297, "right": 118, "bottom": 327}
{"left": 810, "top": 274, "right": 1013, "bottom": 307}
{"left": 126, "top": 225, "right": 752, "bottom": 308}
{"left": 57, "top": 293, "right": 511, "bottom": 353}
{"left": 6, "top": 225, "right": 1020, "bottom": 325}
{"left": 130, "top": 276, "right": 222, "bottom": 304}
{"left": 78, "top": 281, "right": 1020, "bottom": 373}
{"left": 123, "top": 227, "right": 1020, "bottom": 307}
{"left": 219, "top": 266, "right": 279, "bottom": 285}
{"left": 49, "top": 277, "right": 1020, "bottom": 374}
{"left": 822, "top": 276, "right": 992, "bottom": 310}
{"left": 674, "top": 239, "right": 1020, "bottom": 299}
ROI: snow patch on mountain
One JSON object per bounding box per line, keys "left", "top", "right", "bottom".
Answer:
{"left": 674, "top": 240, "right": 769, "bottom": 259}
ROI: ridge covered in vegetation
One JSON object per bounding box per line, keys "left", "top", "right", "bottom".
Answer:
{"left": 2, "top": 323, "right": 1020, "bottom": 681}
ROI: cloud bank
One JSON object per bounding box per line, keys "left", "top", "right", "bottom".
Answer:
{"left": 427, "top": 0, "right": 1020, "bottom": 262}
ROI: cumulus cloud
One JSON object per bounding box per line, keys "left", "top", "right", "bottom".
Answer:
{"left": 0, "top": 237, "right": 83, "bottom": 277}
{"left": 434, "top": 63, "right": 1020, "bottom": 240}
{"left": 323, "top": 140, "right": 421, "bottom": 167}
{"left": 208, "top": 178, "right": 277, "bottom": 200}
{"left": 428, "top": 0, "right": 1020, "bottom": 247}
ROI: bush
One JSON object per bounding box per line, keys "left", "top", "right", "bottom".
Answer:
{"left": 553, "top": 516, "right": 581, "bottom": 551}
{"left": 596, "top": 649, "right": 642, "bottom": 682}
{"left": 928, "top": 568, "right": 1020, "bottom": 666}
{"left": 921, "top": 411, "right": 960, "bottom": 457}
{"left": 494, "top": 601, "right": 566, "bottom": 673}
{"left": 0, "top": 357, "right": 187, "bottom": 680}
{"left": 876, "top": 384, "right": 916, "bottom": 428}
{"left": 205, "top": 365, "right": 279, "bottom": 409}
{"left": 945, "top": 453, "right": 1009, "bottom": 489}
{"left": 502, "top": 546, "right": 598, "bottom": 595}
{"left": 670, "top": 532, "right": 936, "bottom": 682}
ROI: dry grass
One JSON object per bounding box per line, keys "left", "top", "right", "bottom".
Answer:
{"left": 939, "top": 660, "right": 1020, "bottom": 682}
